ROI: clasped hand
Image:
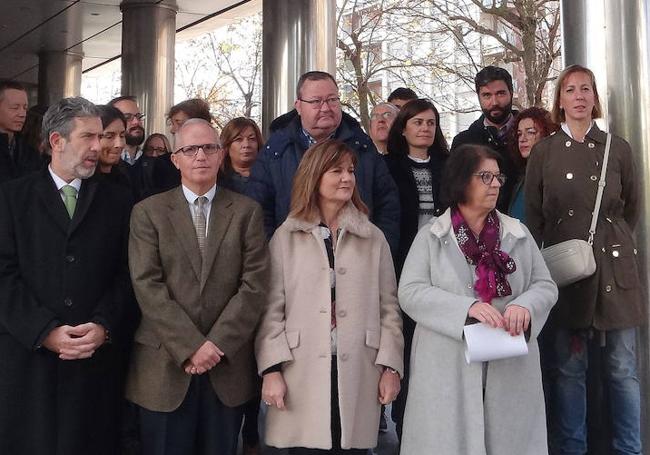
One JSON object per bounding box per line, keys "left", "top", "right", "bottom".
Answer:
{"left": 43, "top": 322, "right": 107, "bottom": 360}
{"left": 183, "top": 340, "right": 224, "bottom": 375}
{"left": 468, "top": 302, "right": 530, "bottom": 336}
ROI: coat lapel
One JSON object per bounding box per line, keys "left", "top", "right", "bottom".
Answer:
{"left": 168, "top": 187, "right": 202, "bottom": 282}
{"left": 68, "top": 177, "right": 98, "bottom": 235}
{"left": 200, "top": 189, "right": 234, "bottom": 292}
{"left": 36, "top": 170, "right": 70, "bottom": 235}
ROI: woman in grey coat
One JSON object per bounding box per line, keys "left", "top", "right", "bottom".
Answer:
{"left": 398, "top": 144, "right": 557, "bottom": 455}
{"left": 525, "top": 65, "right": 644, "bottom": 455}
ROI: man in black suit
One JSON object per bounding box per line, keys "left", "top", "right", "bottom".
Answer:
{"left": 0, "top": 80, "right": 42, "bottom": 183}
{"left": 0, "top": 97, "right": 133, "bottom": 455}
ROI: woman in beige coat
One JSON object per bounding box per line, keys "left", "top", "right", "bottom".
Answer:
{"left": 255, "top": 139, "right": 404, "bottom": 454}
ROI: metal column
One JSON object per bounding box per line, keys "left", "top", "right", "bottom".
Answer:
{"left": 561, "top": 0, "right": 650, "bottom": 450}
{"left": 262, "top": 0, "right": 336, "bottom": 133}
{"left": 37, "top": 51, "right": 83, "bottom": 106}
{"left": 120, "top": 0, "right": 177, "bottom": 135}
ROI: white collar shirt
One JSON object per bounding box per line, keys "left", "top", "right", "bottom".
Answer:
{"left": 48, "top": 165, "right": 82, "bottom": 203}
{"left": 121, "top": 148, "right": 143, "bottom": 165}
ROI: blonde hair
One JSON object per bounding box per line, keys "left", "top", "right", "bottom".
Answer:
{"left": 551, "top": 64, "right": 603, "bottom": 124}
{"left": 289, "top": 139, "right": 368, "bottom": 222}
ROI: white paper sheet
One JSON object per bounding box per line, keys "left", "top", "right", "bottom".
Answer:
{"left": 463, "top": 322, "right": 528, "bottom": 364}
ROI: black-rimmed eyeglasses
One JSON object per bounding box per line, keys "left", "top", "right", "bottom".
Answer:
{"left": 174, "top": 143, "right": 221, "bottom": 157}
{"left": 474, "top": 171, "right": 507, "bottom": 186}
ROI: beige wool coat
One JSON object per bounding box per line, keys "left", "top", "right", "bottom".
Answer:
{"left": 255, "top": 203, "right": 404, "bottom": 450}
{"left": 399, "top": 209, "right": 557, "bottom": 455}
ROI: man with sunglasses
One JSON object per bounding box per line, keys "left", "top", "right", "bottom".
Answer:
{"left": 126, "top": 118, "right": 269, "bottom": 455}
{"left": 451, "top": 66, "right": 518, "bottom": 211}
{"left": 248, "top": 71, "right": 400, "bottom": 254}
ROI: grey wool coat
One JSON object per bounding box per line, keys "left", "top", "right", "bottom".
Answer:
{"left": 525, "top": 126, "right": 644, "bottom": 330}
{"left": 255, "top": 203, "right": 404, "bottom": 450}
{"left": 398, "top": 209, "right": 557, "bottom": 455}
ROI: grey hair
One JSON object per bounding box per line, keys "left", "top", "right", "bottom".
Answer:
{"left": 370, "top": 102, "right": 399, "bottom": 116}
{"left": 42, "top": 97, "right": 100, "bottom": 141}
{"left": 175, "top": 118, "right": 220, "bottom": 150}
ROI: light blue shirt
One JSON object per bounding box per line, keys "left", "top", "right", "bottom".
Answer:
{"left": 181, "top": 184, "right": 217, "bottom": 235}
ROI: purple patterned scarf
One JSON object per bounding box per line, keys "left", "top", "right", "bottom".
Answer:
{"left": 451, "top": 206, "right": 516, "bottom": 303}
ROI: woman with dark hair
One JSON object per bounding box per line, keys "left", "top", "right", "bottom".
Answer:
{"left": 399, "top": 144, "right": 557, "bottom": 455}
{"left": 256, "top": 139, "right": 403, "bottom": 454}
{"left": 97, "top": 105, "right": 131, "bottom": 188}
{"left": 142, "top": 133, "right": 171, "bottom": 158}
{"left": 219, "top": 117, "right": 264, "bottom": 195}
{"left": 384, "top": 98, "right": 448, "bottom": 439}
{"left": 525, "top": 65, "right": 643, "bottom": 454}
{"left": 507, "top": 107, "right": 557, "bottom": 221}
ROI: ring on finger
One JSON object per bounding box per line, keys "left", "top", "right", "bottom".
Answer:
{"left": 264, "top": 401, "right": 271, "bottom": 406}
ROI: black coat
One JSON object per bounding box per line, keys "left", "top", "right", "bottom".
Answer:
{"left": 0, "top": 132, "right": 43, "bottom": 184}
{"left": 247, "top": 113, "right": 401, "bottom": 254}
{"left": 0, "top": 170, "right": 134, "bottom": 455}
{"left": 451, "top": 114, "right": 518, "bottom": 211}
{"left": 385, "top": 151, "right": 448, "bottom": 276}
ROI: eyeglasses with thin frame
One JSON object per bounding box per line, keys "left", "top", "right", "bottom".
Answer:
{"left": 474, "top": 171, "right": 507, "bottom": 186}
{"left": 370, "top": 111, "right": 395, "bottom": 121}
{"left": 124, "top": 113, "right": 145, "bottom": 122}
{"left": 298, "top": 97, "right": 341, "bottom": 109}
{"left": 174, "top": 143, "right": 221, "bottom": 157}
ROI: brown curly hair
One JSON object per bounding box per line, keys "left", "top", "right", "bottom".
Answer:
{"left": 508, "top": 107, "right": 557, "bottom": 172}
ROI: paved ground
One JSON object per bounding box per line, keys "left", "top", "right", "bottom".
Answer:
{"left": 241, "top": 405, "right": 400, "bottom": 455}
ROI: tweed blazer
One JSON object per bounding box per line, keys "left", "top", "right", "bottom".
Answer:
{"left": 126, "top": 186, "right": 270, "bottom": 411}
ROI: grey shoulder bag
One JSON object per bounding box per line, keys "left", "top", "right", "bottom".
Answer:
{"left": 541, "top": 133, "right": 611, "bottom": 287}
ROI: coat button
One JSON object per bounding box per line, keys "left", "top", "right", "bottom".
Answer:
{"left": 588, "top": 142, "right": 595, "bottom": 148}
{"left": 634, "top": 248, "right": 638, "bottom": 255}
{"left": 590, "top": 175, "right": 598, "bottom": 181}
{"left": 65, "top": 255, "right": 75, "bottom": 263}
{"left": 565, "top": 141, "right": 572, "bottom": 147}
{"left": 605, "top": 285, "right": 612, "bottom": 292}
{"left": 566, "top": 173, "right": 574, "bottom": 180}
{"left": 320, "top": 307, "right": 328, "bottom": 313}
{"left": 612, "top": 250, "right": 620, "bottom": 257}
{"left": 601, "top": 247, "right": 606, "bottom": 253}
{"left": 444, "top": 240, "right": 449, "bottom": 245}
{"left": 64, "top": 298, "right": 73, "bottom": 307}
{"left": 467, "top": 283, "right": 473, "bottom": 289}
{"left": 319, "top": 353, "right": 328, "bottom": 358}
{"left": 340, "top": 353, "right": 349, "bottom": 361}
{"left": 337, "top": 267, "right": 346, "bottom": 275}
{"left": 337, "top": 309, "right": 346, "bottom": 317}
{"left": 568, "top": 209, "right": 574, "bottom": 216}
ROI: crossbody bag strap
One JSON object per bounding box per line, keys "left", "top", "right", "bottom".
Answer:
{"left": 588, "top": 132, "right": 612, "bottom": 245}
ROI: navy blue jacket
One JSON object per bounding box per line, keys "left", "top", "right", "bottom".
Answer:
{"left": 247, "top": 113, "right": 400, "bottom": 254}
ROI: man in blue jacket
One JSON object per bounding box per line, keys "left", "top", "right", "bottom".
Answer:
{"left": 247, "top": 71, "right": 399, "bottom": 253}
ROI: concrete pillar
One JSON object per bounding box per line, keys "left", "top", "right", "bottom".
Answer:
{"left": 262, "top": 0, "right": 336, "bottom": 133}
{"left": 561, "top": 0, "right": 650, "bottom": 450}
{"left": 120, "top": 0, "right": 177, "bottom": 135}
{"left": 37, "top": 51, "right": 83, "bottom": 106}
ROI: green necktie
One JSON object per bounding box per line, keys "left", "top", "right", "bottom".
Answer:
{"left": 61, "top": 185, "right": 77, "bottom": 219}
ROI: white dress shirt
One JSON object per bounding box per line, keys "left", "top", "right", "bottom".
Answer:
{"left": 48, "top": 166, "right": 82, "bottom": 203}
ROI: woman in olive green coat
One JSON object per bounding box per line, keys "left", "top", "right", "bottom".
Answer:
{"left": 525, "top": 64, "right": 643, "bottom": 455}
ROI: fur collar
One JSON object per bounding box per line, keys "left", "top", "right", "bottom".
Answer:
{"left": 430, "top": 207, "right": 526, "bottom": 240}
{"left": 284, "top": 202, "right": 372, "bottom": 238}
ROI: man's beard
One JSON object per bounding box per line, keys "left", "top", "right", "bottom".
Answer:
{"left": 483, "top": 102, "right": 513, "bottom": 126}
{"left": 126, "top": 126, "right": 145, "bottom": 146}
